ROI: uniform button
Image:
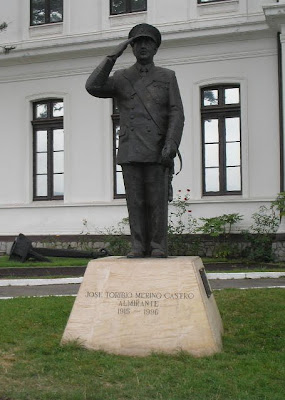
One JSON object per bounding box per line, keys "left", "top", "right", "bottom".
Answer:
{"left": 130, "top": 115, "right": 134, "bottom": 119}
{"left": 131, "top": 127, "right": 134, "bottom": 131}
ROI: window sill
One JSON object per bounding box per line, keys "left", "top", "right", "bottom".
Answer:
{"left": 0, "top": 200, "right": 128, "bottom": 210}
{"left": 200, "top": 195, "right": 243, "bottom": 202}
{"left": 197, "top": 0, "right": 239, "bottom": 16}
{"left": 29, "top": 22, "right": 63, "bottom": 38}
{"left": 109, "top": 11, "right": 147, "bottom": 28}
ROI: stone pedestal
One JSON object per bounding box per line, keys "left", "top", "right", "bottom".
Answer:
{"left": 61, "top": 256, "right": 223, "bottom": 357}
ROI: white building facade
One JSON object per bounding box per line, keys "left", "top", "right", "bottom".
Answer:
{"left": 0, "top": 0, "right": 285, "bottom": 238}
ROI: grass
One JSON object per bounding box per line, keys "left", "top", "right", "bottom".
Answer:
{"left": 0, "top": 255, "right": 91, "bottom": 268}
{"left": 1, "top": 255, "right": 285, "bottom": 272}
{"left": 0, "top": 290, "right": 284, "bottom": 400}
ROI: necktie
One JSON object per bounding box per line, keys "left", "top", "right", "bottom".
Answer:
{"left": 140, "top": 66, "right": 148, "bottom": 77}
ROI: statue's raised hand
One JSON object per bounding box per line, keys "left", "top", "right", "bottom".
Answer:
{"left": 108, "top": 38, "right": 134, "bottom": 60}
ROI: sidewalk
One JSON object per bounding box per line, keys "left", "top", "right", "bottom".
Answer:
{"left": 1, "top": 273, "right": 285, "bottom": 299}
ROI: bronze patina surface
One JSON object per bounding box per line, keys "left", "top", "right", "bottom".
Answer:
{"left": 86, "top": 24, "right": 184, "bottom": 258}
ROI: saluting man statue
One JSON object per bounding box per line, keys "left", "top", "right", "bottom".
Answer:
{"left": 86, "top": 24, "right": 184, "bottom": 258}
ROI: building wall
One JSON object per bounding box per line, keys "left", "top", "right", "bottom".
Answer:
{"left": 0, "top": 0, "right": 281, "bottom": 235}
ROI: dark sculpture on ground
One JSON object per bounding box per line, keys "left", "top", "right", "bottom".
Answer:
{"left": 9, "top": 234, "right": 108, "bottom": 263}
{"left": 86, "top": 24, "right": 184, "bottom": 258}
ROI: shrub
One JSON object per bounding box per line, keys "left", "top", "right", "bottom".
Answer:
{"left": 242, "top": 204, "right": 279, "bottom": 262}
{"left": 197, "top": 213, "right": 243, "bottom": 258}
{"left": 168, "top": 190, "right": 200, "bottom": 255}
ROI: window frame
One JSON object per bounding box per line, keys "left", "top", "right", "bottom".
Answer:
{"left": 201, "top": 85, "right": 242, "bottom": 196}
{"left": 110, "top": 0, "right": 147, "bottom": 16}
{"left": 32, "top": 99, "right": 64, "bottom": 201}
{"left": 30, "top": 0, "right": 63, "bottom": 26}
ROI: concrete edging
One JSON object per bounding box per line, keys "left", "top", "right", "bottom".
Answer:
{"left": 0, "top": 272, "right": 285, "bottom": 287}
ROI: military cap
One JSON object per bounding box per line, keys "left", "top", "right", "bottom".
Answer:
{"left": 128, "top": 23, "right": 161, "bottom": 48}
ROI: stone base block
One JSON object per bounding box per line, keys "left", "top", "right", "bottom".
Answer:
{"left": 61, "top": 256, "right": 223, "bottom": 357}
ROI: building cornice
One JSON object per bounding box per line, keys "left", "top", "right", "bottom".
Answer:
{"left": 0, "top": 47, "right": 276, "bottom": 84}
{"left": 263, "top": 3, "right": 285, "bottom": 32}
{"left": 0, "top": 14, "right": 273, "bottom": 67}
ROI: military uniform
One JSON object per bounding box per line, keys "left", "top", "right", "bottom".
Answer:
{"left": 86, "top": 24, "right": 184, "bottom": 257}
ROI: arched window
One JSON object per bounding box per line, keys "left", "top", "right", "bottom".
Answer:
{"left": 112, "top": 99, "right": 125, "bottom": 198}
{"left": 201, "top": 85, "right": 241, "bottom": 195}
{"left": 32, "top": 99, "right": 64, "bottom": 200}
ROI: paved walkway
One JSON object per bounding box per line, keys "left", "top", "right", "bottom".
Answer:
{"left": 1, "top": 273, "right": 285, "bottom": 299}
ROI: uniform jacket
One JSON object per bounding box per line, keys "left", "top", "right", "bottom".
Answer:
{"left": 86, "top": 57, "right": 185, "bottom": 165}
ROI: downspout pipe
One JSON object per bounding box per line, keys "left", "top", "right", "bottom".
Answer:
{"left": 278, "top": 32, "right": 284, "bottom": 192}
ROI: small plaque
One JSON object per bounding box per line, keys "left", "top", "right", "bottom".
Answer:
{"left": 199, "top": 268, "right": 212, "bottom": 298}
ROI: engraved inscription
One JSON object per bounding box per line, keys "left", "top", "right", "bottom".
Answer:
{"left": 85, "top": 290, "right": 195, "bottom": 316}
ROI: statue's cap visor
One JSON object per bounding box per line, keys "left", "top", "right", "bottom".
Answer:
{"left": 128, "top": 24, "right": 161, "bottom": 47}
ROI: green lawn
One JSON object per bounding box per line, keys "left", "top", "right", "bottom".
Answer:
{"left": 0, "top": 289, "right": 284, "bottom": 400}
{"left": 1, "top": 255, "right": 285, "bottom": 272}
{"left": 0, "top": 255, "right": 91, "bottom": 268}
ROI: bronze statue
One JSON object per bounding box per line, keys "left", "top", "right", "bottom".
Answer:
{"left": 86, "top": 24, "right": 184, "bottom": 258}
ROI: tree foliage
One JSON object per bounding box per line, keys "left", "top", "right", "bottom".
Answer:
{"left": 0, "top": 22, "right": 8, "bottom": 32}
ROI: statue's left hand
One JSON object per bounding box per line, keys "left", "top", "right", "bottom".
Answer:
{"left": 161, "top": 140, "right": 177, "bottom": 166}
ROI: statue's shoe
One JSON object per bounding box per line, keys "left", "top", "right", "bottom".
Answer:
{"left": 151, "top": 249, "right": 167, "bottom": 258}
{"left": 127, "top": 250, "right": 145, "bottom": 258}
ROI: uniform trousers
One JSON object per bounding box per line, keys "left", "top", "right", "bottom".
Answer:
{"left": 122, "top": 163, "right": 169, "bottom": 256}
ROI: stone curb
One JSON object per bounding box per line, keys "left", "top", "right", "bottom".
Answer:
{"left": 1, "top": 272, "right": 285, "bottom": 287}
{"left": 207, "top": 272, "right": 285, "bottom": 280}
{"left": 0, "top": 277, "right": 83, "bottom": 287}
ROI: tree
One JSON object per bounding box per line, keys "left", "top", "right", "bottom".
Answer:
{"left": 0, "top": 22, "right": 7, "bottom": 32}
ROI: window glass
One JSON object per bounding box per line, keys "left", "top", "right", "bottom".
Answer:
{"left": 53, "top": 101, "right": 64, "bottom": 117}
{"left": 50, "top": 0, "right": 63, "bottom": 22}
{"left": 226, "top": 143, "right": 241, "bottom": 166}
{"left": 205, "top": 168, "right": 220, "bottom": 192}
{"left": 205, "top": 144, "right": 219, "bottom": 168}
{"left": 111, "top": 0, "right": 127, "bottom": 14}
{"left": 204, "top": 119, "right": 219, "bottom": 143}
{"left": 226, "top": 167, "right": 241, "bottom": 191}
{"left": 225, "top": 117, "right": 240, "bottom": 142}
{"left": 225, "top": 88, "right": 240, "bottom": 105}
{"left": 53, "top": 174, "right": 64, "bottom": 196}
{"left": 131, "top": 0, "right": 147, "bottom": 12}
{"left": 31, "top": 0, "right": 46, "bottom": 25}
{"left": 53, "top": 129, "right": 64, "bottom": 151}
{"left": 36, "top": 103, "right": 48, "bottom": 119}
{"left": 36, "top": 130, "right": 47, "bottom": 152}
{"left": 37, "top": 153, "right": 48, "bottom": 174}
{"left": 116, "top": 172, "right": 125, "bottom": 195}
{"left": 53, "top": 152, "right": 64, "bottom": 174}
{"left": 203, "top": 90, "right": 218, "bottom": 106}
{"left": 36, "top": 175, "right": 48, "bottom": 197}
